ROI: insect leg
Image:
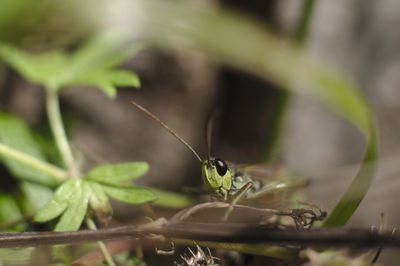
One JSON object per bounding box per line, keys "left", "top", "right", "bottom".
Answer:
{"left": 222, "top": 182, "right": 253, "bottom": 222}
{"left": 246, "top": 179, "right": 309, "bottom": 200}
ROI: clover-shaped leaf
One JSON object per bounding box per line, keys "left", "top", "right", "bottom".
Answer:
{"left": 54, "top": 180, "right": 89, "bottom": 232}
{"left": 102, "top": 184, "right": 157, "bottom": 205}
{"left": 87, "top": 181, "right": 112, "bottom": 219}
{"left": 86, "top": 162, "right": 156, "bottom": 205}
{"left": 0, "top": 32, "right": 141, "bottom": 98}
{"left": 86, "top": 162, "right": 149, "bottom": 184}
{"left": 34, "top": 161, "right": 155, "bottom": 231}
{"left": 34, "top": 179, "right": 79, "bottom": 225}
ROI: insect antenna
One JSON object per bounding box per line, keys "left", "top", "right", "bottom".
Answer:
{"left": 130, "top": 100, "right": 203, "bottom": 163}
{"left": 205, "top": 110, "right": 220, "bottom": 162}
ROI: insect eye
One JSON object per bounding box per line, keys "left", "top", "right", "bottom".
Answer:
{"left": 214, "top": 158, "right": 228, "bottom": 176}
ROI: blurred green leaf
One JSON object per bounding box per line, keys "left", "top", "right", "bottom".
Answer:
{"left": 87, "top": 181, "right": 112, "bottom": 218}
{"left": 69, "top": 69, "right": 140, "bottom": 98}
{"left": 114, "top": 252, "right": 144, "bottom": 266}
{"left": 0, "top": 32, "right": 142, "bottom": 98}
{"left": 0, "top": 112, "right": 58, "bottom": 186}
{"left": 151, "top": 188, "right": 196, "bottom": 209}
{"left": 0, "top": 194, "right": 25, "bottom": 232}
{"left": 0, "top": 247, "right": 34, "bottom": 265}
{"left": 54, "top": 179, "right": 89, "bottom": 232}
{"left": 102, "top": 184, "right": 157, "bottom": 205}
{"left": 34, "top": 179, "right": 77, "bottom": 222}
{"left": 19, "top": 181, "right": 54, "bottom": 214}
{"left": 86, "top": 162, "right": 149, "bottom": 183}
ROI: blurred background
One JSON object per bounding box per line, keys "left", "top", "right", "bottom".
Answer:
{"left": 0, "top": 0, "right": 400, "bottom": 263}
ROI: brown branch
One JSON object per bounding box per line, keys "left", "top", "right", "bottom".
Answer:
{"left": 0, "top": 219, "right": 399, "bottom": 249}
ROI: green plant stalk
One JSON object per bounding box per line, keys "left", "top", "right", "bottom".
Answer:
{"left": 0, "top": 143, "right": 67, "bottom": 182}
{"left": 45, "top": 89, "right": 74, "bottom": 170}
{"left": 262, "top": 0, "right": 317, "bottom": 160}
{"left": 322, "top": 123, "right": 377, "bottom": 227}
{"left": 295, "top": 0, "right": 317, "bottom": 43}
{"left": 85, "top": 218, "right": 116, "bottom": 266}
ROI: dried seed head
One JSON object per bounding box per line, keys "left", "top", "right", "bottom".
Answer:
{"left": 175, "top": 245, "right": 219, "bottom": 266}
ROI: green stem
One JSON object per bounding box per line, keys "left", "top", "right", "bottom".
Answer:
{"left": 295, "top": 0, "right": 317, "bottom": 44}
{"left": 85, "top": 218, "right": 116, "bottom": 266}
{"left": 45, "top": 89, "right": 74, "bottom": 170}
{"left": 0, "top": 143, "right": 67, "bottom": 182}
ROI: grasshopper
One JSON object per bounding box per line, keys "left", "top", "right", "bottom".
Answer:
{"left": 130, "top": 100, "right": 319, "bottom": 223}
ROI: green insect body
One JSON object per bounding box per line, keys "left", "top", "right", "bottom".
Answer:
{"left": 130, "top": 100, "right": 291, "bottom": 203}
{"left": 201, "top": 158, "right": 232, "bottom": 200}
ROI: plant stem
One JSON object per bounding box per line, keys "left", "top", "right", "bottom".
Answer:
{"left": 0, "top": 143, "right": 67, "bottom": 183}
{"left": 2, "top": 221, "right": 400, "bottom": 249}
{"left": 45, "top": 89, "right": 74, "bottom": 170}
{"left": 85, "top": 218, "right": 116, "bottom": 266}
{"left": 295, "top": 0, "right": 317, "bottom": 44}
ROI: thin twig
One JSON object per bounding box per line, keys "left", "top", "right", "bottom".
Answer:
{"left": 1, "top": 219, "right": 400, "bottom": 249}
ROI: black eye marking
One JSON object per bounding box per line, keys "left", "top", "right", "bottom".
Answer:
{"left": 214, "top": 158, "right": 228, "bottom": 176}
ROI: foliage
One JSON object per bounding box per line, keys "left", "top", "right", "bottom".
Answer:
{"left": 0, "top": 34, "right": 186, "bottom": 234}
{"left": 34, "top": 164, "right": 156, "bottom": 231}
{"left": 0, "top": 0, "right": 382, "bottom": 265}
{"left": 0, "top": 33, "right": 140, "bottom": 98}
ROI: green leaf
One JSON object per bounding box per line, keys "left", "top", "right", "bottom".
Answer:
{"left": 0, "top": 112, "right": 58, "bottom": 186}
{"left": 34, "top": 179, "right": 78, "bottom": 222}
{"left": 54, "top": 179, "right": 89, "bottom": 232}
{"left": 68, "top": 69, "right": 140, "bottom": 98}
{"left": 0, "top": 194, "right": 25, "bottom": 232}
{"left": 86, "top": 162, "right": 149, "bottom": 183}
{"left": 102, "top": 184, "right": 157, "bottom": 205}
{"left": 151, "top": 188, "right": 195, "bottom": 209}
{"left": 0, "top": 32, "right": 142, "bottom": 98}
{"left": 87, "top": 181, "right": 112, "bottom": 217}
{"left": 19, "top": 181, "right": 54, "bottom": 214}
{"left": 0, "top": 247, "right": 34, "bottom": 265}
{"left": 0, "top": 45, "right": 67, "bottom": 87}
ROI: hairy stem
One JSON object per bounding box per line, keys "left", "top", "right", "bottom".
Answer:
{"left": 45, "top": 89, "right": 74, "bottom": 170}
{"left": 0, "top": 143, "right": 67, "bottom": 183}
{"left": 85, "top": 218, "right": 116, "bottom": 266}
